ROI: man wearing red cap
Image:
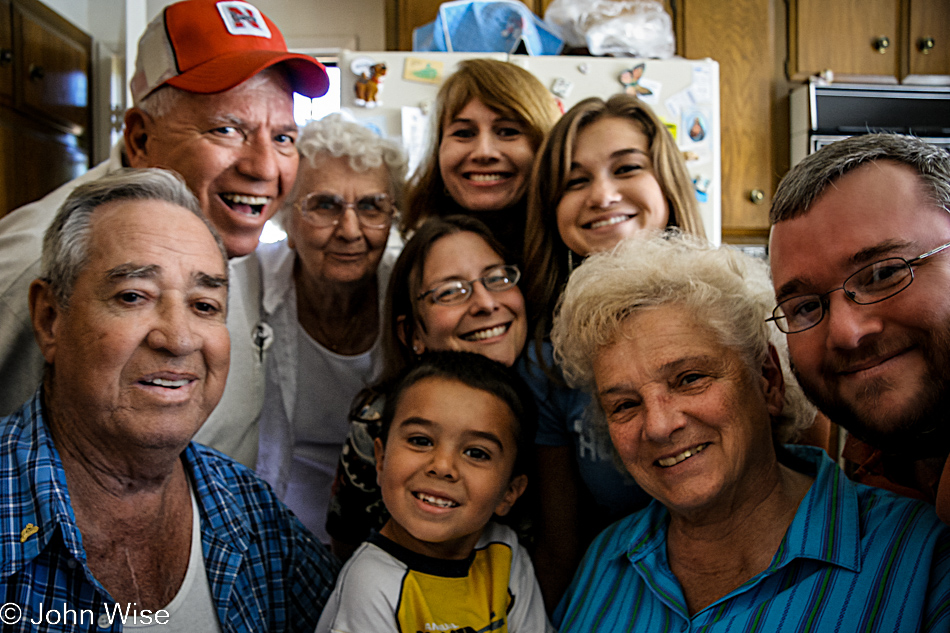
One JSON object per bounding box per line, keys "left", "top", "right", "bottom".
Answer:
{"left": 0, "top": 1, "right": 327, "bottom": 468}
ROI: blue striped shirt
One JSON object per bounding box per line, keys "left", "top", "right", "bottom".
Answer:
{"left": 554, "top": 446, "right": 950, "bottom": 633}
{"left": 0, "top": 390, "right": 340, "bottom": 632}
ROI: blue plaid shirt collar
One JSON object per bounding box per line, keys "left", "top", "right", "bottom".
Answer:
{"left": 0, "top": 389, "right": 256, "bottom": 578}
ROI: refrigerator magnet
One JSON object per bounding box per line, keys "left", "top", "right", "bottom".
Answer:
{"left": 686, "top": 112, "right": 708, "bottom": 143}
{"left": 550, "top": 77, "right": 574, "bottom": 99}
{"left": 351, "top": 57, "right": 387, "bottom": 108}
{"left": 619, "top": 64, "right": 652, "bottom": 97}
{"left": 404, "top": 58, "right": 444, "bottom": 85}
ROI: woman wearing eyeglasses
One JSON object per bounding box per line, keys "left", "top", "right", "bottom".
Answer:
{"left": 326, "top": 215, "right": 528, "bottom": 560}
{"left": 255, "top": 114, "right": 407, "bottom": 543}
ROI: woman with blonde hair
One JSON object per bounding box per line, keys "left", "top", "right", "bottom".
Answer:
{"left": 551, "top": 233, "right": 946, "bottom": 632}
{"left": 401, "top": 58, "right": 560, "bottom": 257}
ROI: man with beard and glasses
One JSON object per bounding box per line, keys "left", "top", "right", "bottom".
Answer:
{"left": 768, "top": 133, "right": 950, "bottom": 524}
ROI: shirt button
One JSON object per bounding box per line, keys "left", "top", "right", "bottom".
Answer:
{"left": 98, "top": 613, "right": 111, "bottom": 628}
{"left": 66, "top": 559, "right": 77, "bottom": 569}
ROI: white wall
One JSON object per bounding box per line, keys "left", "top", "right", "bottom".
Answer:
{"left": 35, "top": 0, "right": 91, "bottom": 32}
{"left": 40, "top": 0, "right": 386, "bottom": 51}
{"left": 145, "top": 0, "right": 385, "bottom": 51}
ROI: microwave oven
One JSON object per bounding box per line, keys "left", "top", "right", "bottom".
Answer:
{"left": 790, "top": 79, "right": 950, "bottom": 166}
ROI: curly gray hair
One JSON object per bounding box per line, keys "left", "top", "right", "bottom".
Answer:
{"left": 551, "top": 231, "right": 814, "bottom": 444}
{"left": 278, "top": 114, "right": 408, "bottom": 230}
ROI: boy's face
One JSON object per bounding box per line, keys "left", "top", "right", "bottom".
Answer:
{"left": 374, "top": 376, "right": 527, "bottom": 560}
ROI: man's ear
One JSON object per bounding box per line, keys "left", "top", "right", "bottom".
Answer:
{"left": 762, "top": 344, "right": 786, "bottom": 417}
{"left": 493, "top": 474, "right": 528, "bottom": 517}
{"left": 29, "top": 279, "right": 62, "bottom": 364}
{"left": 124, "top": 108, "right": 153, "bottom": 168}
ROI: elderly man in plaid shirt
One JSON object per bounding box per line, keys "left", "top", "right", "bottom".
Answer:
{"left": 0, "top": 169, "right": 338, "bottom": 633}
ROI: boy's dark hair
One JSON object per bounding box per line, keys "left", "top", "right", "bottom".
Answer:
{"left": 379, "top": 351, "right": 537, "bottom": 477}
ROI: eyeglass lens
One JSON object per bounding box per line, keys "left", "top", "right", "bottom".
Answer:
{"left": 774, "top": 258, "right": 914, "bottom": 333}
{"left": 422, "top": 265, "right": 520, "bottom": 305}
{"left": 300, "top": 193, "right": 392, "bottom": 227}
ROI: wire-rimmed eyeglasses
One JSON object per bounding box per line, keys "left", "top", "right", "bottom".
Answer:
{"left": 296, "top": 192, "right": 395, "bottom": 229}
{"left": 416, "top": 265, "right": 521, "bottom": 305}
{"left": 767, "top": 239, "right": 950, "bottom": 334}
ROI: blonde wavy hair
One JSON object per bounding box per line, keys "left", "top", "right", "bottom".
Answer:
{"left": 551, "top": 231, "right": 814, "bottom": 444}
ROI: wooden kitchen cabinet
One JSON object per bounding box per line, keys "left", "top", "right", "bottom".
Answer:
{"left": 788, "top": 0, "right": 950, "bottom": 82}
{"left": 14, "top": 0, "right": 89, "bottom": 133}
{"left": 0, "top": 0, "right": 90, "bottom": 218}
{"left": 905, "top": 0, "right": 950, "bottom": 79}
{"left": 677, "top": 0, "right": 780, "bottom": 241}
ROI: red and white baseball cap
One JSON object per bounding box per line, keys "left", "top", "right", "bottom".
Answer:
{"left": 130, "top": 0, "right": 329, "bottom": 105}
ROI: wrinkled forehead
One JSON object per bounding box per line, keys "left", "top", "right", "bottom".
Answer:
{"left": 88, "top": 199, "right": 228, "bottom": 275}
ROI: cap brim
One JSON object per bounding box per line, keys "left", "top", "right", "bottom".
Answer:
{"left": 165, "top": 50, "right": 330, "bottom": 98}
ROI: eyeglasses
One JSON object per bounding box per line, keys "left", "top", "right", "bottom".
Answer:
{"left": 767, "top": 239, "right": 950, "bottom": 334}
{"left": 296, "top": 192, "right": 395, "bottom": 229}
{"left": 416, "top": 265, "right": 521, "bottom": 305}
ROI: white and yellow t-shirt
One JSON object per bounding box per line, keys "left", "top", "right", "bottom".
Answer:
{"left": 315, "top": 522, "right": 553, "bottom": 633}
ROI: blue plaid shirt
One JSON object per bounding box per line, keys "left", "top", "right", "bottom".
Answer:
{"left": 0, "top": 390, "right": 340, "bottom": 632}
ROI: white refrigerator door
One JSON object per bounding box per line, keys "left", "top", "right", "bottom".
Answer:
{"left": 517, "top": 55, "right": 720, "bottom": 242}
{"left": 338, "top": 51, "right": 720, "bottom": 242}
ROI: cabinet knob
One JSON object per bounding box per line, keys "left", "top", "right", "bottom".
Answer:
{"left": 28, "top": 64, "right": 44, "bottom": 81}
{"left": 873, "top": 36, "right": 890, "bottom": 54}
{"left": 0, "top": 49, "right": 12, "bottom": 66}
{"left": 919, "top": 37, "right": 935, "bottom": 54}
{"left": 749, "top": 189, "right": 765, "bottom": 205}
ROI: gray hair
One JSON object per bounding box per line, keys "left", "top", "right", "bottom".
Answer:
{"left": 771, "top": 133, "right": 950, "bottom": 224}
{"left": 42, "top": 168, "right": 226, "bottom": 307}
{"left": 551, "top": 231, "right": 814, "bottom": 444}
{"left": 278, "top": 114, "right": 408, "bottom": 230}
{"left": 136, "top": 84, "right": 186, "bottom": 120}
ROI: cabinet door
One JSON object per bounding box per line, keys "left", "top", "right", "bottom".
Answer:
{"left": 679, "top": 0, "right": 776, "bottom": 240}
{"left": 13, "top": 0, "right": 89, "bottom": 133}
{"left": 788, "top": 0, "right": 900, "bottom": 81}
{"left": 906, "top": 0, "right": 950, "bottom": 77}
{"left": 0, "top": 106, "right": 86, "bottom": 216}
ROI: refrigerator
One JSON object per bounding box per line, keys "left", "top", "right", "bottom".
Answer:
{"left": 338, "top": 51, "right": 721, "bottom": 243}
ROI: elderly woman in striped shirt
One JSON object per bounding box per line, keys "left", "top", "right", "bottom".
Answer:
{"left": 550, "top": 232, "right": 950, "bottom": 633}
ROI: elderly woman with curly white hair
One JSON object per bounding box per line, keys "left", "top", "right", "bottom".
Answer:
{"left": 550, "top": 232, "right": 950, "bottom": 632}
{"left": 255, "top": 115, "right": 407, "bottom": 542}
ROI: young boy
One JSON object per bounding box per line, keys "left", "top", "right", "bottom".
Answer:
{"left": 315, "top": 351, "right": 553, "bottom": 633}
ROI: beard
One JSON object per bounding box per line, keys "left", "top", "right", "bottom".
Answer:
{"left": 791, "top": 322, "right": 950, "bottom": 459}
